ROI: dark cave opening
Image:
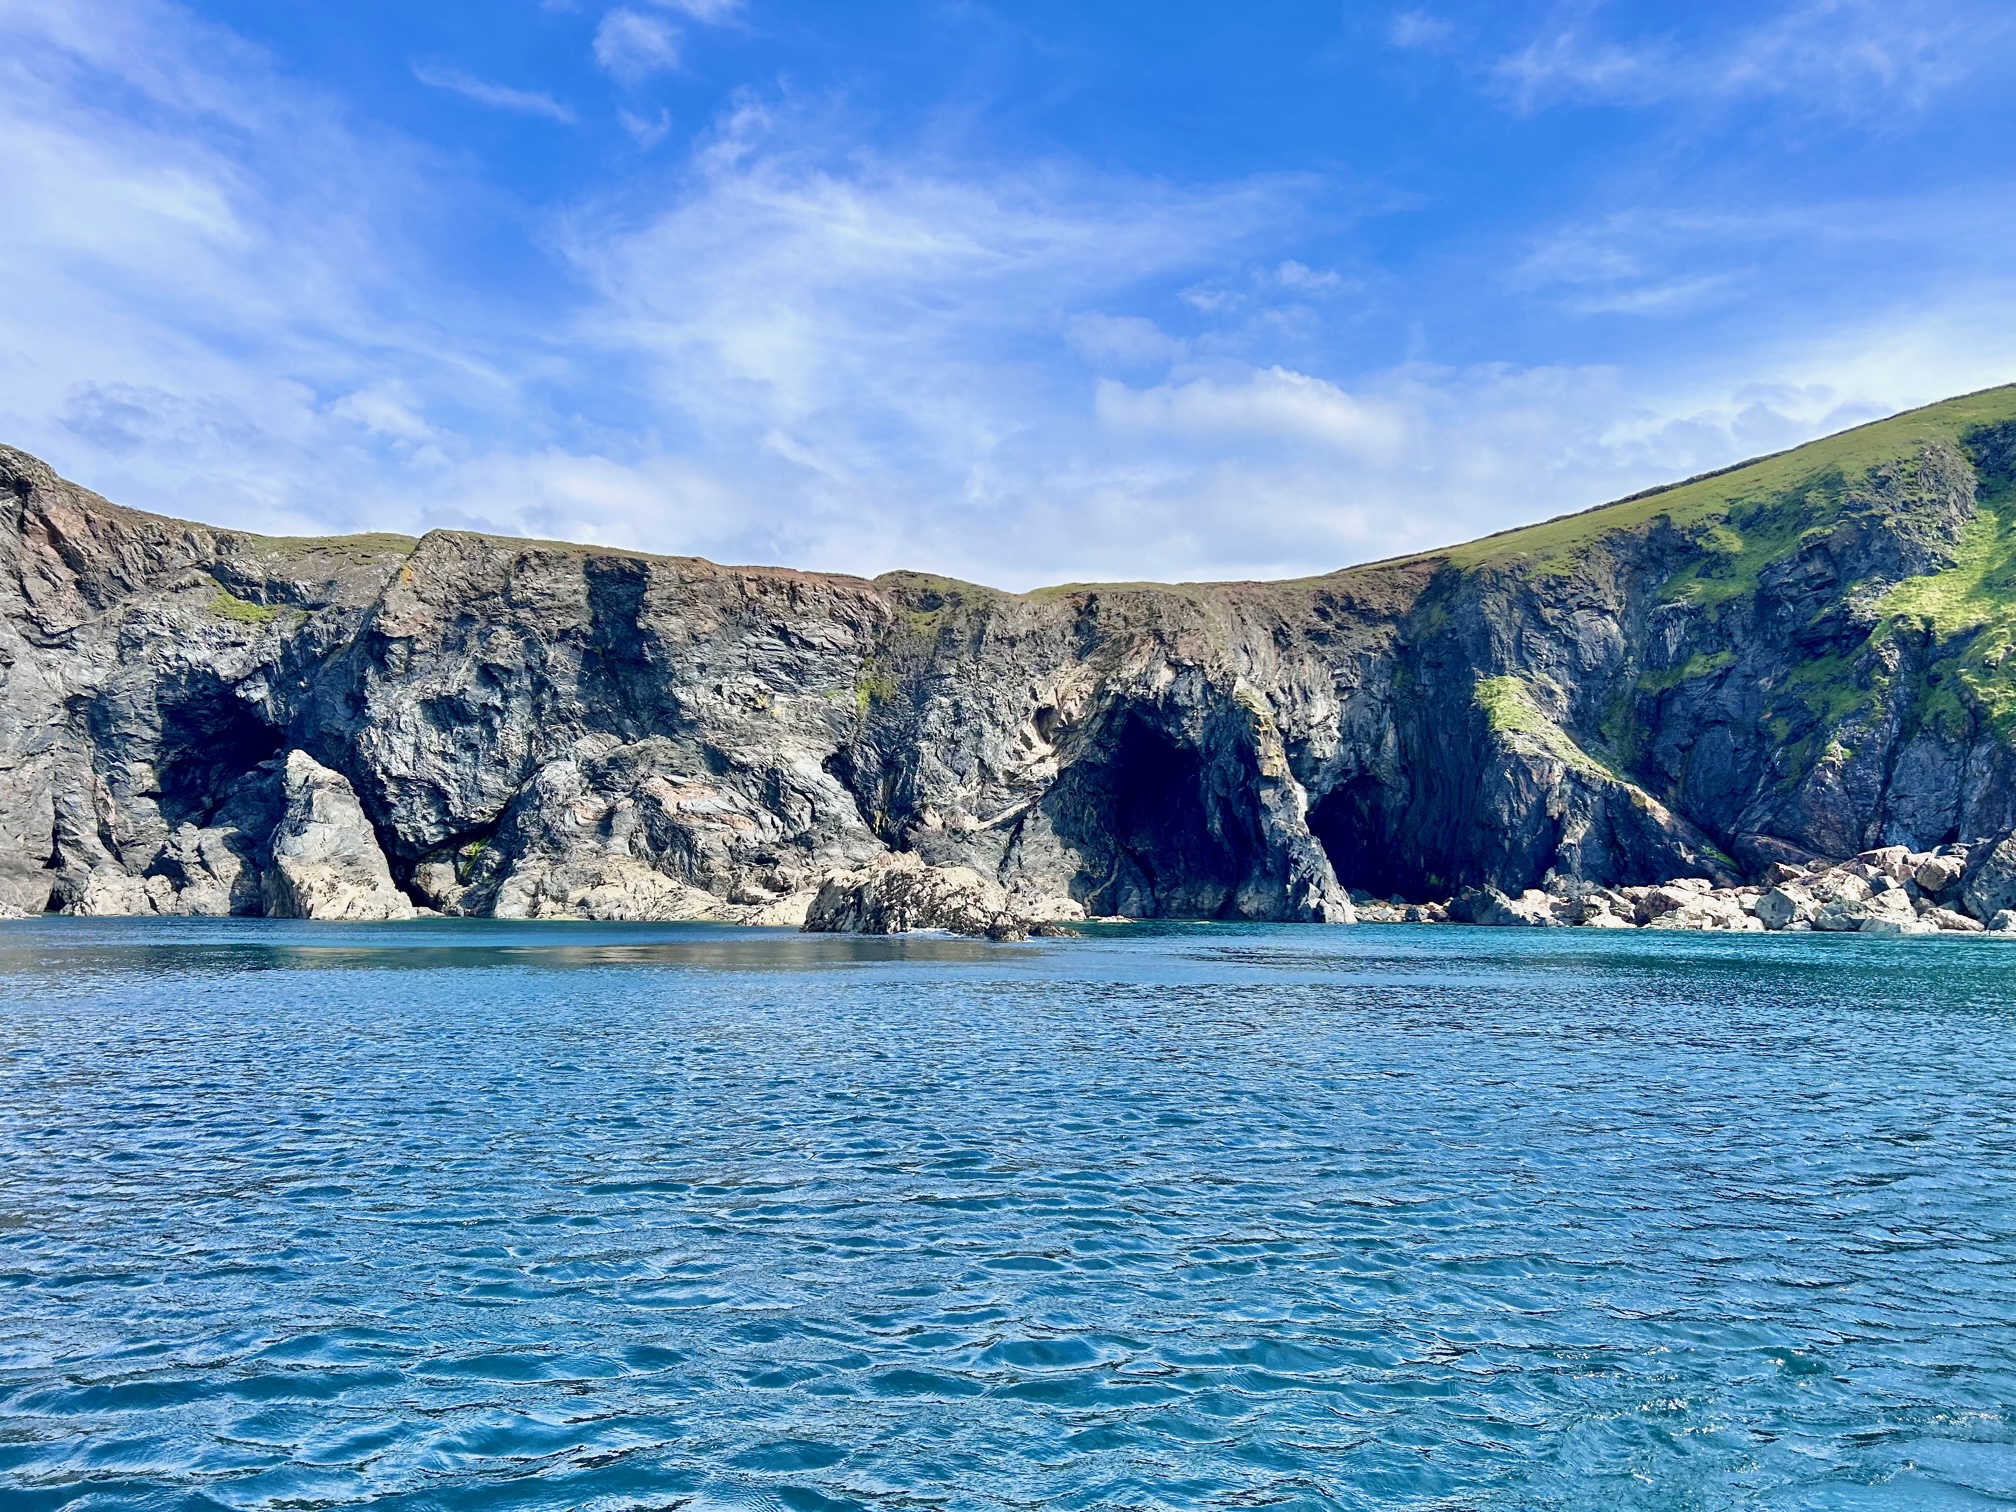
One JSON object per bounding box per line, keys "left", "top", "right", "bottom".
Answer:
{"left": 1051, "top": 712, "right": 1259, "bottom": 918}
{"left": 1307, "top": 776, "right": 1407, "bottom": 899}
{"left": 152, "top": 689, "right": 286, "bottom": 829}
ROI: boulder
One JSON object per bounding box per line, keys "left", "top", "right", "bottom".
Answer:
{"left": 1809, "top": 871, "right": 1873, "bottom": 906}
{"left": 1813, "top": 889, "right": 1917, "bottom": 934}
{"left": 1915, "top": 854, "right": 1965, "bottom": 893}
{"left": 1581, "top": 908, "right": 1636, "bottom": 929}
{"left": 803, "top": 852, "right": 1065, "bottom": 940}
{"left": 1961, "top": 835, "right": 2016, "bottom": 924}
{"left": 1449, "top": 886, "right": 1561, "bottom": 927}
{"left": 1923, "top": 907, "right": 1984, "bottom": 933}
{"left": 1990, "top": 909, "right": 2016, "bottom": 935}
{"left": 1647, "top": 893, "right": 1762, "bottom": 931}
{"left": 1755, "top": 884, "right": 1819, "bottom": 931}
{"left": 1857, "top": 845, "right": 1915, "bottom": 881}
{"left": 1861, "top": 916, "right": 1939, "bottom": 936}
{"left": 262, "top": 751, "right": 416, "bottom": 922}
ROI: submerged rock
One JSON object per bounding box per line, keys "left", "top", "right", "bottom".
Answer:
{"left": 263, "top": 752, "right": 415, "bottom": 922}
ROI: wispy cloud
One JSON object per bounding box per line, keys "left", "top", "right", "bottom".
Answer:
{"left": 651, "top": 0, "right": 741, "bottom": 19}
{"left": 0, "top": 0, "right": 2011, "bottom": 591}
{"left": 412, "top": 63, "right": 576, "bottom": 123}
{"left": 1493, "top": 0, "right": 2014, "bottom": 116}
{"left": 595, "top": 8, "right": 682, "bottom": 83}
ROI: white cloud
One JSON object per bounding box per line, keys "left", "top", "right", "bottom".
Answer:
{"left": 1096, "top": 369, "right": 1405, "bottom": 458}
{"left": 0, "top": 0, "right": 2011, "bottom": 594}
{"left": 1494, "top": 0, "right": 2013, "bottom": 115}
{"left": 650, "top": 0, "right": 741, "bottom": 19}
{"left": 621, "top": 107, "right": 675, "bottom": 149}
{"left": 412, "top": 64, "right": 576, "bottom": 122}
{"left": 595, "top": 9, "right": 682, "bottom": 84}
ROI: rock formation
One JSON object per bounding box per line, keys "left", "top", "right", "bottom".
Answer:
{"left": 802, "top": 852, "right": 1086, "bottom": 940}
{"left": 6, "top": 385, "right": 2016, "bottom": 933}
{"left": 263, "top": 751, "right": 415, "bottom": 921}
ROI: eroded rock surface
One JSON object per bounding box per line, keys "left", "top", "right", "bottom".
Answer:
{"left": 8, "top": 390, "right": 2016, "bottom": 929}
{"left": 264, "top": 752, "right": 415, "bottom": 921}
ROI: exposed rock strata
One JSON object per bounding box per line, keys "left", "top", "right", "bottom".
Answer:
{"left": 7, "top": 387, "right": 2016, "bottom": 930}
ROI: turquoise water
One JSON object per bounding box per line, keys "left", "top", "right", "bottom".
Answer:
{"left": 1, "top": 920, "right": 2013, "bottom": 1511}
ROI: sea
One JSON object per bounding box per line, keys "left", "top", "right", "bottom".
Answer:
{"left": 1, "top": 918, "right": 2012, "bottom": 1511}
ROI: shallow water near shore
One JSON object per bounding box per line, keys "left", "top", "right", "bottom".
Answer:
{"left": 1, "top": 917, "right": 2013, "bottom": 1511}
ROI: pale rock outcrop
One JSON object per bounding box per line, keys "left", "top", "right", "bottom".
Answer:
{"left": 1449, "top": 886, "right": 1562, "bottom": 927}
{"left": 802, "top": 852, "right": 1080, "bottom": 940}
{"left": 1915, "top": 854, "right": 1965, "bottom": 893}
{"left": 1922, "top": 906, "right": 1983, "bottom": 933}
{"left": 1755, "top": 884, "right": 1820, "bottom": 930}
{"left": 1647, "top": 892, "right": 1762, "bottom": 932}
{"left": 494, "top": 856, "right": 733, "bottom": 922}
{"left": 263, "top": 751, "right": 415, "bottom": 921}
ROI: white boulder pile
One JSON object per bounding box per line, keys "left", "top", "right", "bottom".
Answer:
{"left": 802, "top": 852, "right": 1084, "bottom": 941}
{"left": 1441, "top": 841, "right": 2016, "bottom": 935}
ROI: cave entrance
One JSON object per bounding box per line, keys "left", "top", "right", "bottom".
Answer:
{"left": 1307, "top": 775, "right": 1406, "bottom": 899}
{"left": 151, "top": 685, "right": 286, "bottom": 829}
{"left": 1049, "top": 711, "right": 1261, "bottom": 918}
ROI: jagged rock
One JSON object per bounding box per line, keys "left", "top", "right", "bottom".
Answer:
{"left": 1647, "top": 893, "right": 1762, "bottom": 932}
{"left": 263, "top": 752, "right": 415, "bottom": 921}
{"left": 1755, "top": 884, "right": 1819, "bottom": 931}
{"left": 1990, "top": 909, "right": 2016, "bottom": 934}
{"left": 1961, "top": 836, "right": 2016, "bottom": 925}
{"left": 802, "top": 852, "right": 1068, "bottom": 940}
{"left": 1449, "top": 886, "right": 1561, "bottom": 927}
{"left": 8, "top": 397, "right": 2016, "bottom": 925}
{"left": 1857, "top": 846, "right": 1916, "bottom": 881}
{"left": 1915, "top": 854, "right": 1965, "bottom": 893}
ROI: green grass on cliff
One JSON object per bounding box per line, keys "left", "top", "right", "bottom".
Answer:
{"left": 1439, "top": 384, "right": 2016, "bottom": 573}
{"left": 207, "top": 587, "right": 278, "bottom": 625}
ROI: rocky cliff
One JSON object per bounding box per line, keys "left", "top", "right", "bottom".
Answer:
{"left": 5, "top": 383, "right": 2016, "bottom": 923}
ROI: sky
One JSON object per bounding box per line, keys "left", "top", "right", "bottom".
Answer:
{"left": 1, "top": 0, "right": 2012, "bottom": 589}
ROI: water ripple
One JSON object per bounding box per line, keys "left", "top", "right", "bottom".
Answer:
{"left": 1, "top": 918, "right": 2014, "bottom": 1508}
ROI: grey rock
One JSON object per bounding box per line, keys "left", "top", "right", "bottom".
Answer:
{"left": 263, "top": 751, "right": 415, "bottom": 921}
{"left": 1915, "top": 854, "right": 1965, "bottom": 893}
{"left": 1755, "top": 884, "right": 1819, "bottom": 930}
{"left": 4, "top": 407, "right": 2016, "bottom": 925}
{"left": 1923, "top": 906, "right": 1984, "bottom": 933}
{"left": 1449, "top": 886, "right": 1561, "bottom": 927}
{"left": 1961, "top": 836, "right": 2016, "bottom": 923}
{"left": 802, "top": 852, "right": 1073, "bottom": 940}
{"left": 1860, "top": 915, "right": 1940, "bottom": 936}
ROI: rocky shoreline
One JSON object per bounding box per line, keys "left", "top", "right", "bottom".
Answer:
{"left": 8, "top": 393, "right": 2016, "bottom": 932}
{"left": 805, "top": 838, "right": 2016, "bottom": 939}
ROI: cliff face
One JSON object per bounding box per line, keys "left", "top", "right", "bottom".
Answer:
{"left": 6, "top": 383, "right": 2016, "bottom": 922}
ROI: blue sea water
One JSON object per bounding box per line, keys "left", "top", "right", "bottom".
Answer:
{"left": 1, "top": 920, "right": 2013, "bottom": 1511}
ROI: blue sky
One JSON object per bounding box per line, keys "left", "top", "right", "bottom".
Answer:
{"left": 2, "top": 0, "right": 2012, "bottom": 587}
